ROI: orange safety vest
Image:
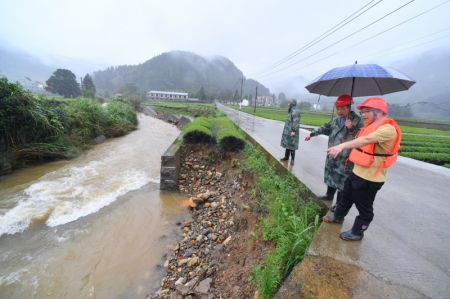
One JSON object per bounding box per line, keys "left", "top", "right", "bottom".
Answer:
{"left": 348, "top": 117, "right": 402, "bottom": 170}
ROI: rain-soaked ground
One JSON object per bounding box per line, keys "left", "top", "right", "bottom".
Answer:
{"left": 219, "top": 104, "right": 450, "bottom": 299}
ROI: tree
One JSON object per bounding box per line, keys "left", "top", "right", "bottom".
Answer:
{"left": 278, "top": 92, "right": 286, "bottom": 101}
{"left": 197, "top": 86, "right": 206, "bottom": 101}
{"left": 81, "top": 74, "right": 96, "bottom": 98}
{"left": 46, "top": 69, "right": 81, "bottom": 98}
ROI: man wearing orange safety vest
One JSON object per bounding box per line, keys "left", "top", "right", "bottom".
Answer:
{"left": 323, "top": 97, "right": 402, "bottom": 241}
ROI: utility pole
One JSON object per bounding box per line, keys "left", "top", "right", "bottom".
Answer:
{"left": 254, "top": 86, "right": 258, "bottom": 113}
{"left": 240, "top": 75, "right": 244, "bottom": 103}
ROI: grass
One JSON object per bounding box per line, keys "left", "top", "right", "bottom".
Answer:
{"left": 0, "top": 78, "right": 138, "bottom": 174}
{"left": 242, "top": 144, "right": 321, "bottom": 298}
{"left": 146, "top": 101, "right": 216, "bottom": 117}
{"left": 183, "top": 117, "right": 214, "bottom": 143}
{"left": 182, "top": 115, "right": 246, "bottom": 151}
{"left": 214, "top": 117, "right": 246, "bottom": 151}
{"left": 234, "top": 105, "right": 331, "bottom": 126}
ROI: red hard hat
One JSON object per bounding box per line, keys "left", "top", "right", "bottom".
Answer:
{"left": 357, "top": 97, "right": 388, "bottom": 114}
{"left": 335, "top": 94, "right": 354, "bottom": 107}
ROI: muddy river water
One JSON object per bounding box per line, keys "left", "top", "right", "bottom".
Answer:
{"left": 0, "top": 115, "right": 189, "bottom": 298}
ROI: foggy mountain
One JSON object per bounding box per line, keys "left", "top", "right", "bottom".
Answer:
{"left": 93, "top": 51, "right": 270, "bottom": 97}
{"left": 0, "top": 46, "right": 107, "bottom": 84}
{"left": 0, "top": 48, "right": 54, "bottom": 83}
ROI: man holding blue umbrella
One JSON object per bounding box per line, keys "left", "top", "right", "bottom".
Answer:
{"left": 305, "top": 94, "right": 363, "bottom": 210}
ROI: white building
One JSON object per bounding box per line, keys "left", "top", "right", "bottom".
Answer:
{"left": 147, "top": 90, "right": 188, "bottom": 101}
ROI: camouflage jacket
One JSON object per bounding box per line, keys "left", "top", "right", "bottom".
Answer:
{"left": 280, "top": 107, "right": 301, "bottom": 150}
{"left": 310, "top": 111, "right": 363, "bottom": 190}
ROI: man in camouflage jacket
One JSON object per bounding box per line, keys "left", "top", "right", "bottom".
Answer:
{"left": 280, "top": 100, "right": 301, "bottom": 165}
{"left": 305, "top": 95, "right": 363, "bottom": 209}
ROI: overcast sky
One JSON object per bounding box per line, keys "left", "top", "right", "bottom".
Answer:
{"left": 1, "top": 0, "right": 449, "bottom": 86}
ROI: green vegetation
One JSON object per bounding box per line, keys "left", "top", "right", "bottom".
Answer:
{"left": 400, "top": 135, "right": 450, "bottom": 167}
{"left": 215, "top": 117, "right": 246, "bottom": 151}
{"left": 183, "top": 117, "right": 214, "bottom": 143}
{"left": 232, "top": 105, "right": 332, "bottom": 126}
{"left": 243, "top": 145, "right": 321, "bottom": 298}
{"left": 0, "top": 78, "right": 137, "bottom": 174}
{"left": 146, "top": 101, "right": 216, "bottom": 117}
{"left": 46, "top": 68, "right": 81, "bottom": 98}
{"left": 182, "top": 115, "right": 246, "bottom": 151}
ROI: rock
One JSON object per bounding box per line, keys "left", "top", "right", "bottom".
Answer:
{"left": 182, "top": 220, "right": 193, "bottom": 227}
{"left": 192, "top": 196, "right": 204, "bottom": 205}
{"left": 156, "top": 289, "right": 170, "bottom": 297}
{"left": 241, "top": 203, "right": 251, "bottom": 211}
{"left": 90, "top": 135, "right": 106, "bottom": 145}
{"left": 204, "top": 202, "right": 211, "bottom": 208}
{"left": 178, "top": 116, "right": 191, "bottom": 128}
{"left": 210, "top": 234, "right": 218, "bottom": 241}
{"left": 188, "top": 256, "right": 199, "bottom": 267}
{"left": 211, "top": 202, "right": 219, "bottom": 209}
{"left": 195, "top": 278, "right": 212, "bottom": 295}
{"left": 175, "top": 277, "right": 187, "bottom": 286}
{"left": 178, "top": 258, "right": 189, "bottom": 266}
{"left": 223, "top": 236, "right": 232, "bottom": 246}
{"left": 164, "top": 260, "right": 170, "bottom": 269}
{"left": 188, "top": 198, "right": 198, "bottom": 208}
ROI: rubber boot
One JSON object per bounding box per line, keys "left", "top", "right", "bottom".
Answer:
{"left": 280, "top": 149, "right": 290, "bottom": 161}
{"left": 340, "top": 218, "right": 366, "bottom": 241}
{"left": 322, "top": 214, "right": 344, "bottom": 224}
{"left": 290, "top": 150, "right": 295, "bottom": 165}
{"left": 318, "top": 186, "right": 336, "bottom": 201}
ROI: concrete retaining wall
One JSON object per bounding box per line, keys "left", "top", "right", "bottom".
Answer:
{"left": 160, "top": 136, "right": 183, "bottom": 191}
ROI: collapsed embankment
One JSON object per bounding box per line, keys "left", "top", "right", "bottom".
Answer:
{"left": 152, "top": 113, "right": 322, "bottom": 299}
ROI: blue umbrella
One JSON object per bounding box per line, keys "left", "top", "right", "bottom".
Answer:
{"left": 305, "top": 63, "right": 416, "bottom": 97}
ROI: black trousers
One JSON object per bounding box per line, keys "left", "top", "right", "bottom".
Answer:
{"left": 334, "top": 173, "right": 384, "bottom": 234}
{"left": 283, "top": 148, "right": 295, "bottom": 160}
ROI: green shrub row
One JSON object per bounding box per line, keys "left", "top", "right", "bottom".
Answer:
{"left": 402, "top": 135, "right": 450, "bottom": 143}
{"left": 401, "top": 141, "right": 450, "bottom": 148}
{"left": 242, "top": 144, "right": 321, "bottom": 299}
{"left": 401, "top": 152, "right": 450, "bottom": 165}
{"left": 182, "top": 116, "right": 246, "bottom": 151}
{"left": 400, "top": 146, "right": 450, "bottom": 154}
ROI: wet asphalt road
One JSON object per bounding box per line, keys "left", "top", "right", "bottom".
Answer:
{"left": 219, "top": 103, "right": 450, "bottom": 298}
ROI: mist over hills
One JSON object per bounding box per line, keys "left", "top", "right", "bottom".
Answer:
{"left": 0, "top": 47, "right": 107, "bottom": 84}
{"left": 266, "top": 47, "right": 450, "bottom": 120}
{"left": 93, "top": 51, "right": 270, "bottom": 97}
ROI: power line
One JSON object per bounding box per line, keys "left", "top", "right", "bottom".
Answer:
{"left": 280, "top": 27, "right": 450, "bottom": 80}
{"left": 265, "top": 0, "right": 450, "bottom": 81}
{"left": 253, "top": 0, "right": 382, "bottom": 77}
{"left": 258, "top": 0, "right": 416, "bottom": 79}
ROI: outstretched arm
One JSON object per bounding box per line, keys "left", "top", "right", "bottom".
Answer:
{"left": 327, "top": 135, "right": 378, "bottom": 158}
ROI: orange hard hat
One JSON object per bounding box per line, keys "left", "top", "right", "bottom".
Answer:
{"left": 357, "top": 97, "right": 388, "bottom": 114}
{"left": 335, "top": 94, "right": 354, "bottom": 107}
